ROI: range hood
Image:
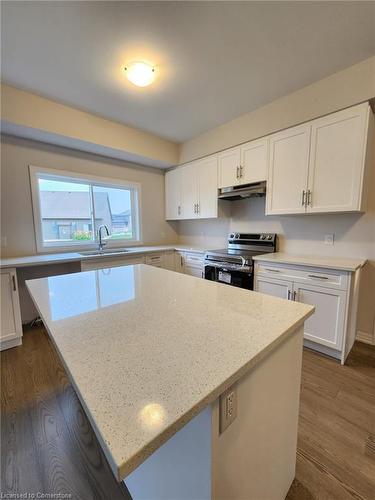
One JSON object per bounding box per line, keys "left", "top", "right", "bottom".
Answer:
{"left": 218, "top": 181, "right": 266, "bottom": 201}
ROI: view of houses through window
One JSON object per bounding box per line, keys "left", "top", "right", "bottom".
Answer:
{"left": 37, "top": 176, "right": 135, "bottom": 245}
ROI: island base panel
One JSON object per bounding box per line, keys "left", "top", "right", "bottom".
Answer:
{"left": 124, "top": 326, "right": 303, "bottom": 500}
{"left": 212, "top": 327, "right": 303, "bottom": 500}
{"left": 124, "top": 405, "right": 211, "bottom": 499}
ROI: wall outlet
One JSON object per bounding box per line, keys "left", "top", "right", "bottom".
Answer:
{"left": 219, "top": 384, "right": 237, "bottom": 433}
{"left": 324, "top": 234, "right": 334, "bottom": 245}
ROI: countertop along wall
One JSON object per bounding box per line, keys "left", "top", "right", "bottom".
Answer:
{"left": 178, "top": 191, "right": 375, "bottom": 341}
{"left": 0, "top": 135, "right": 179, "bottom": 258}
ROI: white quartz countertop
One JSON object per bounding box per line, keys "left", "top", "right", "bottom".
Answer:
{"left": 253, "top": 252, "right": 366, "bottom": 272}
{"left": 0, "top": 244, "right": 207, "bottom": 268}
{"left": 26, "top": 264, "right": 314, "bottom": 481}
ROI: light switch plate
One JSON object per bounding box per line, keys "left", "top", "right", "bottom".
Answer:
{"left": 324, "top": 234, "right": 334, "bottom": 245}
{"left": 219, "top": 384, "right": 237, "bottom": 433}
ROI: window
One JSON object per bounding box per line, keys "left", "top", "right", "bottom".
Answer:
{"left": 30, "top": 166, "right": 141, "bottom": 252}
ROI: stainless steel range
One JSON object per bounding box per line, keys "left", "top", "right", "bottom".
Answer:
{"left": 204, "top": 233, "right": 277, "bottom": 289}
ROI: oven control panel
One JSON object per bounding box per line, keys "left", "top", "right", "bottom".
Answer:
{"left": 228, "top": 233, "right": 275, "bottom": 242}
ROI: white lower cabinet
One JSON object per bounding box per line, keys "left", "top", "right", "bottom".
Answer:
{"left": 254, "top": 261, "right": 359, "bottom": 364}
{"left": 145, "top": 253, "right": 164, "bottom": 268}
{"left": 255, "top": 276, "right": 293, "bottom": 300}
{"left": 174, "top": 251, "right": 205, "bottom": 278}
{"left": 81, "top": 251, "right": 184, "bottom": 273}
{"left": 163, "top": 251, "right": 176, "bottom": 271}
{"left": 1, "top": 268, "right": 23, "bottom": 351}
{"left": 294, "top": 283, "right": 346, "bottom": 351}
{"left": 184, "top": 252, "right": 204, "bottom": 278}
{"left": 81, "top": 255, "right": 146, "bottom": 271}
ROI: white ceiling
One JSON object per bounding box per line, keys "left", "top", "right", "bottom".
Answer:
{"left": 2, "top": 1, "right": 375, "bottom": 142}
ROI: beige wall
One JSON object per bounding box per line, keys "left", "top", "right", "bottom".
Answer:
{"left": 180, "top": 56, "right": 375, "bottom": 163}
{"left": 0, "top": 135, "right": 178, "bottom": 258}
{"left": 1, "top": 84, "right": 179, "bottom": 167}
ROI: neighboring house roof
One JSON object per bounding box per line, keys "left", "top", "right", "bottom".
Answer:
{"left": 112, "top": 210, "right": 131, "bottom": 224}
{"left": 40, "top": 191, "right": 110, "bottom": 220}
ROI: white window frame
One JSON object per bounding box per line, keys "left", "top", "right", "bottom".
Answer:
{"left": 29, "top": 165, "right": 142, "bottom": 253}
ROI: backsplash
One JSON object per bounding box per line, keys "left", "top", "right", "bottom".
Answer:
{"left": 177, "top": 196, "right": 374, "bottom": 259}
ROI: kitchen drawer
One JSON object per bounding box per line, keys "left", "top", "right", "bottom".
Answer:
{"left": 184, "top": 252, "right": 204, "bottom": 268}
{"left": 145, "top": 253, "right": 164, "bottom": 268}
{"left": 255, "top": 262, "right": 348, "bottom": 290}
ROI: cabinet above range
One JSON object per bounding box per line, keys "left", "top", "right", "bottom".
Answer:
{"left": 165, "top": 137, "right": 268, "bottom": 221}
{"left": 165, "top": 102, "right": 374, "bottom": 220}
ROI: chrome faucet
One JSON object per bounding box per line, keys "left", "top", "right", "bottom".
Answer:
{"left": 97, "top": 225, "right": 110, "bottom": 251}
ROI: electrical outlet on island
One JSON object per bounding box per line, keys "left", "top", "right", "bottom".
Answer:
{"left": 219, "top": 384, "right": 237, "bottom": 433}
{"left": 324, "top": 234, "right": 334, "bottom": 245}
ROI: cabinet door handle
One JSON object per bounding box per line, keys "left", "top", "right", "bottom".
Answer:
{"left": 302, "top": 190, "right": 306, "bottom": 206}
{"left": 12, "top": 275, "right": 17, "bottom": 292}
{"left": 265, "top": 268, "right": 280, "bottom": 272}
{"left": 236, "top": 166, "right": 239, "bottom": 179}
{"left": 293, "top": 291, "right": 297, "bottom": 301}
{"left": 197, "top": 203, "right": 200, "bottom": 214}
{"left": 307, "top": 189, "right": 312, "bottom": 206}
{"left": 287, "top": 290, "right": 291, "bottom": 300}
{"left": 180, "top": 256, "right": 183, "bottom": 267}
{"left": 308, "top": 274, "right": 329, "bottom": 280}
{"left": 239, "top": 165, "right": 243, "bottom": 178}
{"left": 178, "top": 205, "right": 181, "bottom": 215}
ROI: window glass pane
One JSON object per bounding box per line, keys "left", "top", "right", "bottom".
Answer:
{"left": 38, "top": 177, "right": 94, "bottom": 243}
{"left": 93, "top": 185, "right": 134, "bottom": 240}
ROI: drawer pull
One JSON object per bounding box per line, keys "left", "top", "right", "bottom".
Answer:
{"left": 12, "top": 275, "right": 17, "bottom": 291}
{"left": 308, "top": 274, "right": 329, "bottom": 280}
{"left": 265, "top": 268, "right": 280, "bottom": 273}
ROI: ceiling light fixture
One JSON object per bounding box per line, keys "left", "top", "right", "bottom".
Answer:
{"left": 124, "top": 62, "right": 155, "bottom": 87}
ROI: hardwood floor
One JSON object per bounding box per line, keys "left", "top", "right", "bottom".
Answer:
{"left": 1, "top": 326, "right": 131, "bottom": 499}
{"left": 1, "top": 327, "right": 375, "bottom": 499}
{"left": 287, "top": 342, "right": 375, "bottom": 500}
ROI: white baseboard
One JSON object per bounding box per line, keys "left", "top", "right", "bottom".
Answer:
{"left": 356, "top": 330, "right": 375, "bottom": 345}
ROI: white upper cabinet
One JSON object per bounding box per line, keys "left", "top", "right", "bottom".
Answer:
{"left": 240, "top": 138, "right": 268, "bottom": 184}
{"left": 218, "top": 147, "right": 241, "bottom": 188}
{"left": 266, "top": 103, "right": 372, "bottom": 215}
{"left": 266, "top": 123, "right": 311, "bottom": 215}
{"left": 181, "top": 163, "right": 198, "bottom": 219}
{"left": 307, "top": 103, "right": 370, "bottom": 213}
{"left": 196, "top": 156, "right": 218, "bottom": 218}
{"left": 165, "top": 156, "right": 218, "bottom": 220}
{"left": 218, "top": 138, "right": 268, "bottom": 188}
{"left": 166, "top": 102, "right": 373, "bottom": 220}
{"left": 165, "top": 168, "right": 182, "bottom": 220}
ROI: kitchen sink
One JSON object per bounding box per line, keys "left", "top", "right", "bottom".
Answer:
{"left": 79, "top": 249, "right": 130, "bottom": 257}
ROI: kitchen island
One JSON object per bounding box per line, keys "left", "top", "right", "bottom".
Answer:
{"left": 26, "top": 264, "right": 314, "bottom": 500}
